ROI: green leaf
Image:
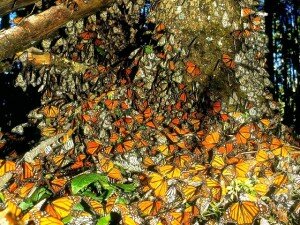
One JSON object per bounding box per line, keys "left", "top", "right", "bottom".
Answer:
{"left": 73, "top": 203, "right": 85, "bottom": 211}
{"left": 144, "top": 45, "right": 153, "bottom": 54}
{"left": 62, "top": 215, "right": 72, "bottom": 224}
{"left": 95, "top": 47, "right": 106, "bottom": 56}
{"left": 0, "top": 192, "right": 5, "bottom": 202}
{"left": 113, "top": 183, "right": 136, "bottom": 192}
{"left": 71, "top": 173, "right": 109, "bottom": 194}
{"left": 30, "top": 187, "right": 51, "bottom": 202}
{"left": 97, "top": 214, "right": 111, "bottom": 225}
{"left": 19, "top": 200, "right": 34, "bottom": 210}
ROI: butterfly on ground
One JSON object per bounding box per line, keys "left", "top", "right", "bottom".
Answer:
{"left": 98, "top": 153, "right": 123, "bottom": 180}
{"left": 222, "top": 54, "right": 236, "bottom": 69}
{"left": 45, "top": 196, "right": 80, "bottom": 219}
{"left": 225, "top": 201, "right": 259, "bottom": 225}
{"left": 148, "top": 173, "right": 168, "bottom": 199}
{"left": 138, "top": 200, "right": 163, "bottom": 216}
{"left": 236, "top": 124, "right": 252, "bottom": 144}
{"left": 202, "top": 131, "right": 220, "bottom": 150}
{"left": 185, "top": 61, "right": 201, "bottom": 77}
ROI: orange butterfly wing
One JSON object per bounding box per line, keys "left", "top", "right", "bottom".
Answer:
{"left": 236, "top": 125, "right": 251, "bottom": 144}
{"left": 226, "top": 201, "right": 259, "bottom": 225}
{"left": 222, "top": 54, "right": 236, "bottom": 69}
{"left": 202, "top": 132, "right": 220, "bottom": 150}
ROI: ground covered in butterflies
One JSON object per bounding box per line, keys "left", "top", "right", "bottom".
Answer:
{"left": 0, "top": 0, "right": 300, "bottom": 225}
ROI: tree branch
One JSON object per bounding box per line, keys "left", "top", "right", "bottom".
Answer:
{"left": 0, "top": 0, "right": 114, "bottom": 61}
{"left": 0, "top": 0, "right": 39, "bottom": 17}
{"left": 15, "top": 47, "right": 97, "bottom": 74}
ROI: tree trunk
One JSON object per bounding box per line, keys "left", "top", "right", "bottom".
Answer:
{"left": 0, "top": 0, "right": 115, "bottom": 61}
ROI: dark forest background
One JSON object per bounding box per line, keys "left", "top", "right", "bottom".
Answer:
{"left": 0, "top": 0, "right": 299, "bottom": 134}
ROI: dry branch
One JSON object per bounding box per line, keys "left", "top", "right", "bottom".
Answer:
{"left": 0, "top": 0, "right": 115, "bottom": 61}
{"left": 16, "top": 47, "right": 95, "bottom": 73}
{"left": 0, "top": 0, "right": 39, "bottom": 17}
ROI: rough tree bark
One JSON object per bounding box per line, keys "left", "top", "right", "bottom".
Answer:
{"left": 0, "top": 0, "right": 39, "bottom": 17}
{"left": 0, "top": 0, "right": 115, "bottom": 61}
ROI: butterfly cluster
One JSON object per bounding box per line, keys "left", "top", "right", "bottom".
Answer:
{"left": 0, "top": 0, "right": 299, "bottom": 225}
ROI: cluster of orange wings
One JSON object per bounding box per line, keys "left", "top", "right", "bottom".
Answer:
{"left": 0, "top": 6, "right": 299, "bottom": 225}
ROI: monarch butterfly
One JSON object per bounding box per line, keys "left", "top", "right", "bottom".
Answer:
{"left": 82, "top": 113, "right": 98, "bottom": 123}
{"left": 98, "top": 153, "right": 123, "bottom": 180}
{"left": 156, "top": 165, "right": 181, "bottom": 179}
{"left": 221, "top": 165, "right": 235, "bottom": 185}
{"left": 143, "top": 107, "right": 153, "bottom": 119}
{"left": 231, "top": 29, "right": 252, "bottom": 39}
{"left": 85, "top": 195, "right": 116, "bottom": 216}
{"left": 213, "top": 101, "right": 222, "bottom": 114}
{"left": 236, "top": 125, "right": 252, "bottom": 144}
{"left": 86, "top": 139, "right": 102, "bottom": 155}
{"left": 179, "top": 92, "right": 187, "bottom": 103}
{"left": 133, "top": 131, "right": 149, "bottom": 148}
{"left": 156, "top": 144, "right": 177, "bottom": 156}
{"left": 6, "top": 200, "right": 22, "bottom": 217}
{"left": 171, "top": 125, "right": 190, "bottom": 135}
{"left": 165, "top": 131, "right": 180, "bottom": 143}
{"left": 104, "top": 99, "right": 119, "bottom": 110}
{"left": 235, "top": 161, "right": 250, "bottom": 178}
{"left": 40, "top": 105, "right": 60, "bottom": 118}
{"left": 138, "top": 200, "right": 163, "bottom": 216}
{"left": 273, "top": 173, "right": 288, "bottom": 187}
{"left": 169, "top": 60, "right": 176, "bottom": 71}
{"left": 181, "top": 185, "right": 199, "bottom": 201}
{"left": 173, "top": 154, "right": 192, "bottom": 168}
{"left": 167, "top": 211, "right": 191, "bottom": 225}
{"left": 82, "top": 70, "right": 98, "bottom": 82}
{"left": 202, "top": 132, "right": 220, "bottom": 150}
{"left": 241, "top": 7, "right": 255, "bottom": 17}
{"left": 145, "top": 120, "right": 157, "bottom": 129}
{"left": 0, "top": 160, "right": 16, "bottom": 176}
{"left": 41, "top": 127, "right": 58, "bottom": 137}
{"left": 50, "top": 178, "right": 67, "bottom": 194}
{"left": 142, "top": 156, "right": 155, "bottom": 168}
{"left": 18, "top": 182, "right": 35, "bottom": 198}
{"left": 148, "top": 173, "right": 168, "bottom": 199}
{"left": 222, "top": 54, "right": 236, "bottom": 69}
{"left": 176, "top": 140, "right": 190, "bottom": 150}
{"left": 211, "top": 155, "right": 226, "bottom": 170}
{"left": 84, "top": 198, "right": 104, "bottom": 215}
{"left": 250, "top": 16, "right": 262, "bottom": 26}
{"left": 79, "top": 31, "right": 96, "bottom": 40}
{"left": 156, "top": 23, "right": 166, "bottom": 32}
{"left": 110, "top": 132, "right": 120, "bottom": 143}
{"left": 270, "top": 138, "right": 290, "bottom": 157}
{"left": 260, "top": 119, "right": 271, "bottom": 128}
{"left": 20, "top": 161, "right": 34, "bottom": 180}
{"left": 51, "top": 155, "right": 65, "bottom": 167}
{"left": 40, "top": 216, "right": 64, "bottom": 225}
{"left": 185, "top": 61, "right": 201, "bottom": 77}
{"left": 253, "top": 182, "right": 269, "bottom": 196}
{"left": 134, "top": 114, "right": 144, "bottom": 124}
{"left": 116, "top": 140, "right": 134, "bottom": 154}
{"left": 206, "top": 178, "right": 222, "bottom": 202}
{"left": 225, "top": 201, "right": 259, "bottom": 225}
{"left": 255, "top": 149, "right": 270, "bottom": 162}
{"left": 123, "top": 215, "right": 139, "bottom": 225}
{"left": 45, "top": 196, "right": 79, "bottom": 219}
{"left": 218, "top": 143, "right": 233, "bottom": 154}
{"left": 121, "top": 101, "right": 130, "bottom": 110}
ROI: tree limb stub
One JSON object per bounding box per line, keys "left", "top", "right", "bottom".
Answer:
{"left": 0, "top": 0, "right": 39, "bottom": 17}
{"left": 0, "top": 0, "right": 115, "bottom": 61}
